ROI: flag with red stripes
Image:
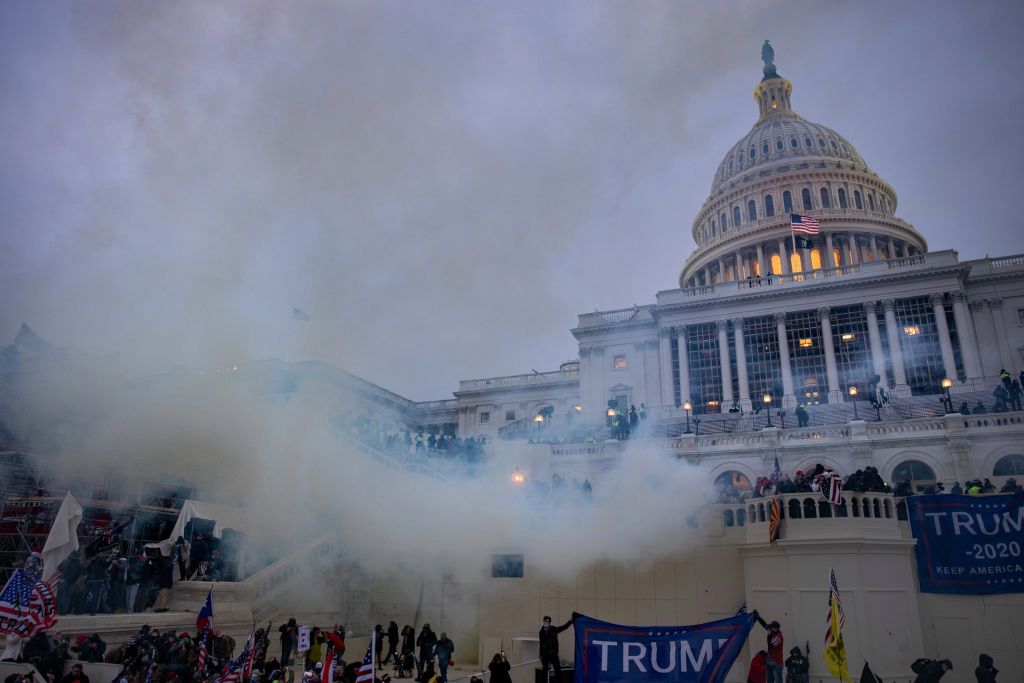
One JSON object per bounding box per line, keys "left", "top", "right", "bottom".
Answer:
{"left": 355, "top": 636, "right": 374, "bottom": 683}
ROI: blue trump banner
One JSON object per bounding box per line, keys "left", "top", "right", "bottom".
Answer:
{"left": 573, "top": 613, "right": 755, "bottom": 683}
{"left": 907, "top": 493, "right": 1024, "bottom": 594}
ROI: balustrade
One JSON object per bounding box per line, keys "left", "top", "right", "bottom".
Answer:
{"left": 719, "top": 491, "right": 895, "bottom": 529}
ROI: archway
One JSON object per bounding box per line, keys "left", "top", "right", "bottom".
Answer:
{"left": 892, "top": 459, "right": 937, "bottom": 493}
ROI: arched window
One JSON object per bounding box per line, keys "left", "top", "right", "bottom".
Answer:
{"left": 790, "top": 138, "right": 798, "bottom": 149}
{"left": 810, "top": 249, "right": 822, "bottom": 270}
{"left": 831, "top": 140, "right": 838, "bottom": 150}
{"left": 833, "top": 248, "right": 841, "bottom": 267}
{"left": 790, "top": 252, "right": 803, "bottom": 273}
{"left": 715, "top": 470, "right": 752, "bottom": 493}
{"left": 783, "top": 191, "right": 793, "bottom": 213}
{"left": 820, "top": 187, "right": 832, "bottom": 208}
{"left": 710, "top": 219, "right": 716, "bottom": 237}
{"left": 805, "top": 137, "right": 812, "bottom": 148}
{"left": 993, "top": 454, "right": 1024, "bottom": 476}
{"left": 750, "top": 148, "right": 756, "bottom": 159}
{"left": 818, "top": 137, "right": 826, "bottom": 147}
{"left": 753, "top": 258, "right": 761, "bottom": 276}
{"left": 733, "top": 206, "right": 742, "bottom": 227}
{"left": 776, "top": 140, "right": 784, "bottom": 151}
{"left": 765, "top": 195, "right": 775, "bottom": 217}
{"left": 762, "top": 143, "right": 769, "bottom": 156}
{"left": 801, "top": 188, "right": 813, "bottom": 210}
{"left": 771, "top": 253, "right": 783, "bottom": 275}
{"left": 893, "top": 460, "right": 937, "bottom": 493}
{"left": 747, "top": 200, "right": 757, "bottom": 221}
{"left": 854, "top": 190, "right": 863, "bottom": 210}
{"left": 868, "top": 193, "right": 876, "bottom": 211}
{"left": 838, "top": 188, "right": 848, "bottom": 209}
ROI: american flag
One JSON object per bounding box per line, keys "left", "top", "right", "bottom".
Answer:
{"left": 820, "top": 471, "right": 843, "bottom": 505}
{"left": 0, "top": 569, "right": 57, "bottom": 637}
{"left": 196, "top": 628, "right": 208, "bottom": 673}
{"left": 824, "top": 567, "right": 846, "bottom": 645}
{"left": 791, "top": 213, "right": 821, "bottom": 235}
{"left": 355, "top": 638, "right": 375, "bottom": 683}
{"left": 221, "top": 633, "right": 256, "bottom": 683}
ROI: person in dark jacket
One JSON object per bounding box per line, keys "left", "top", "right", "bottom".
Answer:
{"left": 382, "top": 622, "right": 400, "bottom": 666}
{"left": 784, "top": 646, "right": 808, "bottom": 683}
{"left": 56, "top": 552, "right": 83, "bottom": 614}
{"left": 374, "top": 625, "right": 385, "bottom": 669}
{"left": 60, "top": 663, "right": 90, "bottom": 683}
{"left": 975, "top": 653, "right": 997, "bottom": 683}
{"left": 488, "top": 652, "right": 511, "bottom": 683}
{"left": 153, "top": 556, "right": 174, "bottom": 612}
{"left": 753, "top": 612, "right": 784, "bottom": 683}
{"left": 279, "top": 618, "right": 298, "bottom": 666}
{"left": 434, "top": 633, "right": 454, "bottom": 683}
{"left": 416, "top": 625, "right": 437, "bottom": 677}
{"left": 914, "top": 658, "right": 952, "bottom": 683}
{"left": 539, "top": 615, "right": 574, "bottom": 681}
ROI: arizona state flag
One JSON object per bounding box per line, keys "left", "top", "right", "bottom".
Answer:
{"left": 768, "top": 497, "right": 781, "bottom": 544}
{"left": 823, "top": 568, "right": 850, "bottom": 681}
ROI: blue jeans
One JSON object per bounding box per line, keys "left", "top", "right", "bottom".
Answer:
{"left": 767, "top": 661, "right": 783, "bottom": 683}
{"left": 438, "top": 658, "right": 449, "bottom": 683}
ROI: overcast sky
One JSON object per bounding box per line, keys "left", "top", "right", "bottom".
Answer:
{"left": 2, "top": 1, "right": 1023, "bottom": 400}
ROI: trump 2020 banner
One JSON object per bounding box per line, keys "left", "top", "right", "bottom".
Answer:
{"left": 573, "top": 613, "right": 755, "bottom": 683}
{"left": 907, "top": 493, "right": 1024, "bottom": 594}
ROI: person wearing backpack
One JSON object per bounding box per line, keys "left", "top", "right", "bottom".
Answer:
{"left": 912, "top": 658, "right": 952, "bottom": 682}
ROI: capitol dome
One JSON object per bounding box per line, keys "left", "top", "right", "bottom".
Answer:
{"left": 679, "top": 47, "right": 927, "bottom": 289}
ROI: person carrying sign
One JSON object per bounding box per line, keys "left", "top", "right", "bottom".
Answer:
{"left": 540, "top": 614, "right": 575, "bottom": 681}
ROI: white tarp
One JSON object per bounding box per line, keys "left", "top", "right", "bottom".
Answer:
{"left": 42, "top": 492, "right": 83, "bottom": 581}
{"left": 146, "top": 499, "right": 248, "bottom": 556}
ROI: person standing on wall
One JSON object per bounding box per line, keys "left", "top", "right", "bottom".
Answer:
{"left": 540, "top": 614, "right": 575, "bottom": 682}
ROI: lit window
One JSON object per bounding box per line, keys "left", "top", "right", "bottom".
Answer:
{"left": 771, "top": 99, "right": 778, "bottom": 109}
{"left": 707, "top": 400, "right": 720, "bottom": 407}
{"left": 833, "top": 248, "right": 841, "bottom": 267}
{"left": 810, "top": 249, "right": 822, "bottom": 270}
{"left": 613, "top": 355, "right": 627, "bottom": 369}
{"left": 790, "top": 252, "right": 803, "bottom": 273}
{"left": 903, "top": 325, "right": 920, "bottom": 336}
{"left": 799, "top": 338, "right": 813, "bottom": 348}
{"left": 505, "top": 410, "right": 516, "bottom": 421}
{"left": 574, "top": 405, "right": 582, "bottom": 412}
{"left": 771, "top": 253, "right": 782, "bottom": 274}
{"left": 841, "top": 333, "right": 855, "bottom": 342}
{"left": 479, "top": 412, "right": 490, "bottom": 423}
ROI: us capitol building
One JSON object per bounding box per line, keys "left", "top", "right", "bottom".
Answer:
{"left": 3, "top": 45, "right": 1024, "bottom": 683}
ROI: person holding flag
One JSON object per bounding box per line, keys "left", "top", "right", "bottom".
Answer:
{"left": 823, "top": 568, "right": 850, "bottom": 682}
{"left": 753, "top": 611, "right": 785, "bottom": 683}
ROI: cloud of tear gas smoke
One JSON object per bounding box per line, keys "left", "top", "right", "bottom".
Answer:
{"left": 2, "top": 363, "right": 708, "bottom": 583}
{"left": 2, "top": 2, "right": 1024, "bottom": 402}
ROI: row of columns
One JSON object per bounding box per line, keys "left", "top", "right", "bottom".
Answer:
{"left": 689, "top": 231, "right": 918, "bottom": 288}
{"left": 658, "top": 293, "right": 981, "bottom": 409}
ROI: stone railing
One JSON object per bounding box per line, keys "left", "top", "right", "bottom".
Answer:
{"left": 458, "top": 368, "right": 579, "bottom": 391}
{"left": 414, "top": 399, "right": 458, "bottom": 411}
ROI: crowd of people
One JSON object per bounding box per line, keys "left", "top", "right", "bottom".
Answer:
{"left": 54, "top": 533, "right": 230, "bottom": 616}
{"left": 716, "top": 464, "right": 888, "bottom": 504}
{"left": 333, "top": 413, "right": 488, "bottom": 468}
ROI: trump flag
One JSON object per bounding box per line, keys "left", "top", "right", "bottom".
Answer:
{"left": 574, "top": 613, "right": 755, "bottom": 683}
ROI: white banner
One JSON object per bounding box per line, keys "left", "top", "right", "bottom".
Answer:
{"left": 297, "top": 626, "right": 311, "bottom": 652}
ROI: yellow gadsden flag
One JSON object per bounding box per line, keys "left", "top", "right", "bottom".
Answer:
{"left": 823, "top": 567, "right": 851, "bottom": 681}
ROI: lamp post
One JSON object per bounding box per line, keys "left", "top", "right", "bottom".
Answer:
{"left": 940, "top": 377, "right": 953, "bottom": 413}
{"left": 682, "top": 400, "right": 693, "bottom": 434}
{"left": 849, "top": 385, "right": 859, "bottom": 420}
{"left": 534, "top": 413, "right": 544, "bottom": 437}
{"left": 763, "top": 393, "right": 773, "bottom": 427}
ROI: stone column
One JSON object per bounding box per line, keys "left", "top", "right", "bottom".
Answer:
{"left": 658, "top": 328, "right": 674, "bottom": 407}
{"left": 863, "top": 300, "right": 889, "bottom": 390}
{"left": 676, "top": 326, "right": 691, "bottom": 405}
{"left": 870, "top": 235, "right": 879, "bottom": 261}
{"left": 756, "top": 243, "right": 766, "bottom": 278}
{"left": 950, "top": 292, "right": 982, "bottom": 379}
{"left": 848, "top": 232, "right": 860, "bottom": 264}
{"left": 819, "top": 307, "right": 843, "bottom": 403}
{"left": 988, "top": 299, "right": 1013, "bottom": 370}
{"left": 717, "top": 320, "right": 734, "bottom": 407}
{"left": 882, "top": 299, "right": 911, "bottom": 396}
{"left": 718, "top": 258, "right": 727, "bottom": 282}
{"left": 732, "top": 318, "right": 751, "bottom": 411}
{"left": 775, "top": 313, "right": 796, "bottom": 406}
{"left": 778, "top": 238, "right": 791, "bottom": 274}
{"left": 930, "top": 293, "right": 959, "bottom": 381}
{"left": 968, "top": 300, "right": 989, "bottom": 376}
{"left": 826, "top": 232, "right": 836, "bottom": 268}
{"left": 703, "top": 266, "right": 712, "bottom": 286}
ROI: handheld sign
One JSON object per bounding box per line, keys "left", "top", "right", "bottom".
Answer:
{"left": 574, "top": 613, "right": 755, "bottom": 683}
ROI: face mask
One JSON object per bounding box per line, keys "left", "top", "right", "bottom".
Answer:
{"left": 542, "top": 622, "right": 550, "bottom": 629}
